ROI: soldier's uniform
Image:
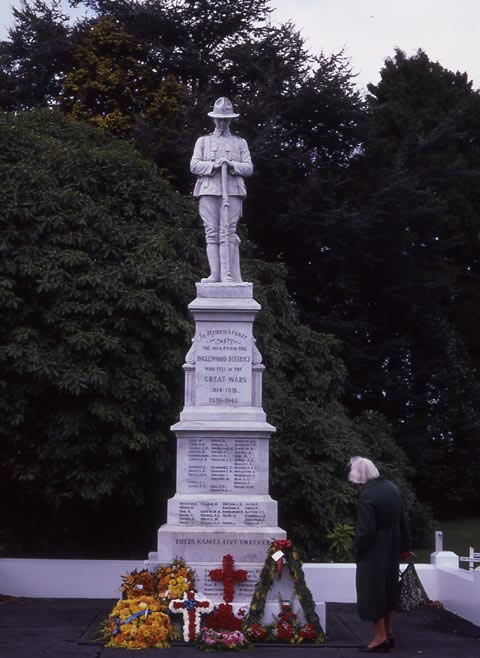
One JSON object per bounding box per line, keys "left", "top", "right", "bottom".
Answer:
{"left": 190, "top": 98, "right": 253, "bottom": 282}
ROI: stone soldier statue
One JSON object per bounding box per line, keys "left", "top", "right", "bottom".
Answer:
{"left": 191, "top": 97, "right": 253, "bottom": 283}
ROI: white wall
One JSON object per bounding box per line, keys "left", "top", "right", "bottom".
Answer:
{"left": 0, "top": 558, "right": 144, "bottom": 598}
{"left": 304, "top": 563, "right": 439, "bottom": 603}
{"left": 437, "top": 567, "right": 480, "bottom": 626}
{"left": 1, "top": 557, "right": 477, "bottom": 628}
{"left": 304, "top": 563, "right": 357, "bottom": 602}
{"left": 0, "top": 558, "right": 436, "bottom": 601}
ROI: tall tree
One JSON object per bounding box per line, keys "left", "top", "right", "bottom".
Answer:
{"left": 305, "top": 50, "right": 480, "bottom": 515}
{"left": 0, "top": 108, "right": 204, "bottom": 554}
{"left": 0, "top": 0, "right": 74, "bottom": 110}
{"left": 60, "top": 15, "right": 186, "bottom": 136}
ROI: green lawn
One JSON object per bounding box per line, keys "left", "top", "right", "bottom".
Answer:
{"left": 413, "top": 517, "right": 480, "bottom": 567}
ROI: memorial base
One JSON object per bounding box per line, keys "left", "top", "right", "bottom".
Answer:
{"left": 147, "top": 280, "right": 302, "bottom": 620}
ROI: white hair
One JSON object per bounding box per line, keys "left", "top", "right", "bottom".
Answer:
{"left": 348, "top": 456, "right": 380, "bottom": 484}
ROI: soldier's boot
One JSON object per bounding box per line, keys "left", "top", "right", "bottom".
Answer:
{"left": 201, "top": 243, "right": 220, "bottom": 282}
{"left": 230, "top": 235, "right": 242, "bottom": 282}
{"left": 219, "top": 237, "right": 233, "bottom": 283}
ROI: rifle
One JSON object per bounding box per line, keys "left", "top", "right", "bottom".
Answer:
{"left": 220, "top": 163, "right": 232, "bottom": 282}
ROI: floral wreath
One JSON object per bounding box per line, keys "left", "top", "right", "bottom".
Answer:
{"left": 121, "top": 558, "right": 195, "bottom": 601}
{"left": 105, "top": 596, "right": 173, "bottom": 649}
{"left": 243, "top": 539, "right": 325, "bottom": 642}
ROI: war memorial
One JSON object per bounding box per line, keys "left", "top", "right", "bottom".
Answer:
{"left": 145, "top": 97, "right": 316, "bottom": 625}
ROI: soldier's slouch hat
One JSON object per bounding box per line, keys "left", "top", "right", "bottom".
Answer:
{"left": 208, "top": 97, "right": 239, "bottom": 118}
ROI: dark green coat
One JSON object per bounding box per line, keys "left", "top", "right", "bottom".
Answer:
{"left": 354, "top": 477, "right": 411, "bottom": 621}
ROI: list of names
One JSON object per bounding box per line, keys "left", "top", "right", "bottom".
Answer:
{"left": 176, "top": 500, "right": 267, "bottom": 526}
{"left": 182, "top": 437, "right": 259, "bottom": 493}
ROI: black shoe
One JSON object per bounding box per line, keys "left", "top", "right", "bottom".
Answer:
{"left": 387, "top": 633, "right": 395, "bottom": 648}
{"left": 358, "top": 639, "right": 390, "bottom": 653}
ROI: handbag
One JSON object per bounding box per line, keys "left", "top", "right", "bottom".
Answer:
{"left": 397, "top": 562, "right": 429, "bottom": 612}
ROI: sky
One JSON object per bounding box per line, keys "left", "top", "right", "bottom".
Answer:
{"left": 272, "top": 0, "right": 480, "bottom": 92}
{"left": 1, "top": 0, "right": 479, "bottom": 93}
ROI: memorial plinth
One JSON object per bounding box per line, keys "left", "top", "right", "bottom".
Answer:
{"left": 147, "top": 281, "right": 286, "bottom": 570}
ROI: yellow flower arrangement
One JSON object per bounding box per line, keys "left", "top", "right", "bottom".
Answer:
{"left": 119, "top": 559, "right": 195, "bottom": 602}
{"left": 106, "top": 595, "right": 174, "bottom": 650}
{"left": 154, "top": 558, "right": 195, "bottom": 600}
{"left": 104, "top": 559, "right": 197, "bottom": 650}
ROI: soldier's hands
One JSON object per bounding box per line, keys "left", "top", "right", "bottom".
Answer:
{"left": 213, "top": 157, "right": 230, "bottom": 170}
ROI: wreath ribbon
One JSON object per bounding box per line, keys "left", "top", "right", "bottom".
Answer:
{"left": 184, "top": 599, "right": 198, "bottom": 610}
{"left": 274, "top": 539, "right": 292, "bottom": 579}
{"left": 113, "top": 608, "right": 170, "bottom": 636}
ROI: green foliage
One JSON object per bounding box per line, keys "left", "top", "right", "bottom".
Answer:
{"left": 350, "top": 50, "right": 480, "bottom": 515}
{"left": 365, "top": 48, "right": 474, "bottom": 161}
{"left": 0, "top": 108, "right": 205, "bottom": 553}
{"left": 0, "top": 0, "right": 74, "bottom": 110}
{"left": 326, "top": 524, "right": 355, "bottom": 562}
{"left": 61, "top": 16, "right": 187, "bottom": 136}
{"left": 243, "top": 259, "right": 427, "bottom": 557}
{"left": 435, "top": 517, "right": 480, "bottom": 566}
{"left": 271, "top": 48, "right": 480, "bottom": 520}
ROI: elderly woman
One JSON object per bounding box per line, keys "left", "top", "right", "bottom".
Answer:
{"left": 349, "top": 457, "right": 411, "bottom": 653}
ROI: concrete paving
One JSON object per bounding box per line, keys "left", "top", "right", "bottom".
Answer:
{"left": 0, "top": 597, "right": 479, "bottom": 657}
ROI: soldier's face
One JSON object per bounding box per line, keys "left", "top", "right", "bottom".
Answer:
{"left": 214, "top": 118, "right": 230, "bottom": 134}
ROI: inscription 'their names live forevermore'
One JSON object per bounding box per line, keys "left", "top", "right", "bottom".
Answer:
{"left": 195, "top": 324, "right": 252, "bottom": 406}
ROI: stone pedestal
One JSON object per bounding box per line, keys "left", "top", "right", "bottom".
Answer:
{"left": 147, "top": 282, "right": 287, "bottom": 602}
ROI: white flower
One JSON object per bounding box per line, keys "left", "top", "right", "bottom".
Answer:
{"left": 168, "top": 591, "right": 214, "bottom": 642}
